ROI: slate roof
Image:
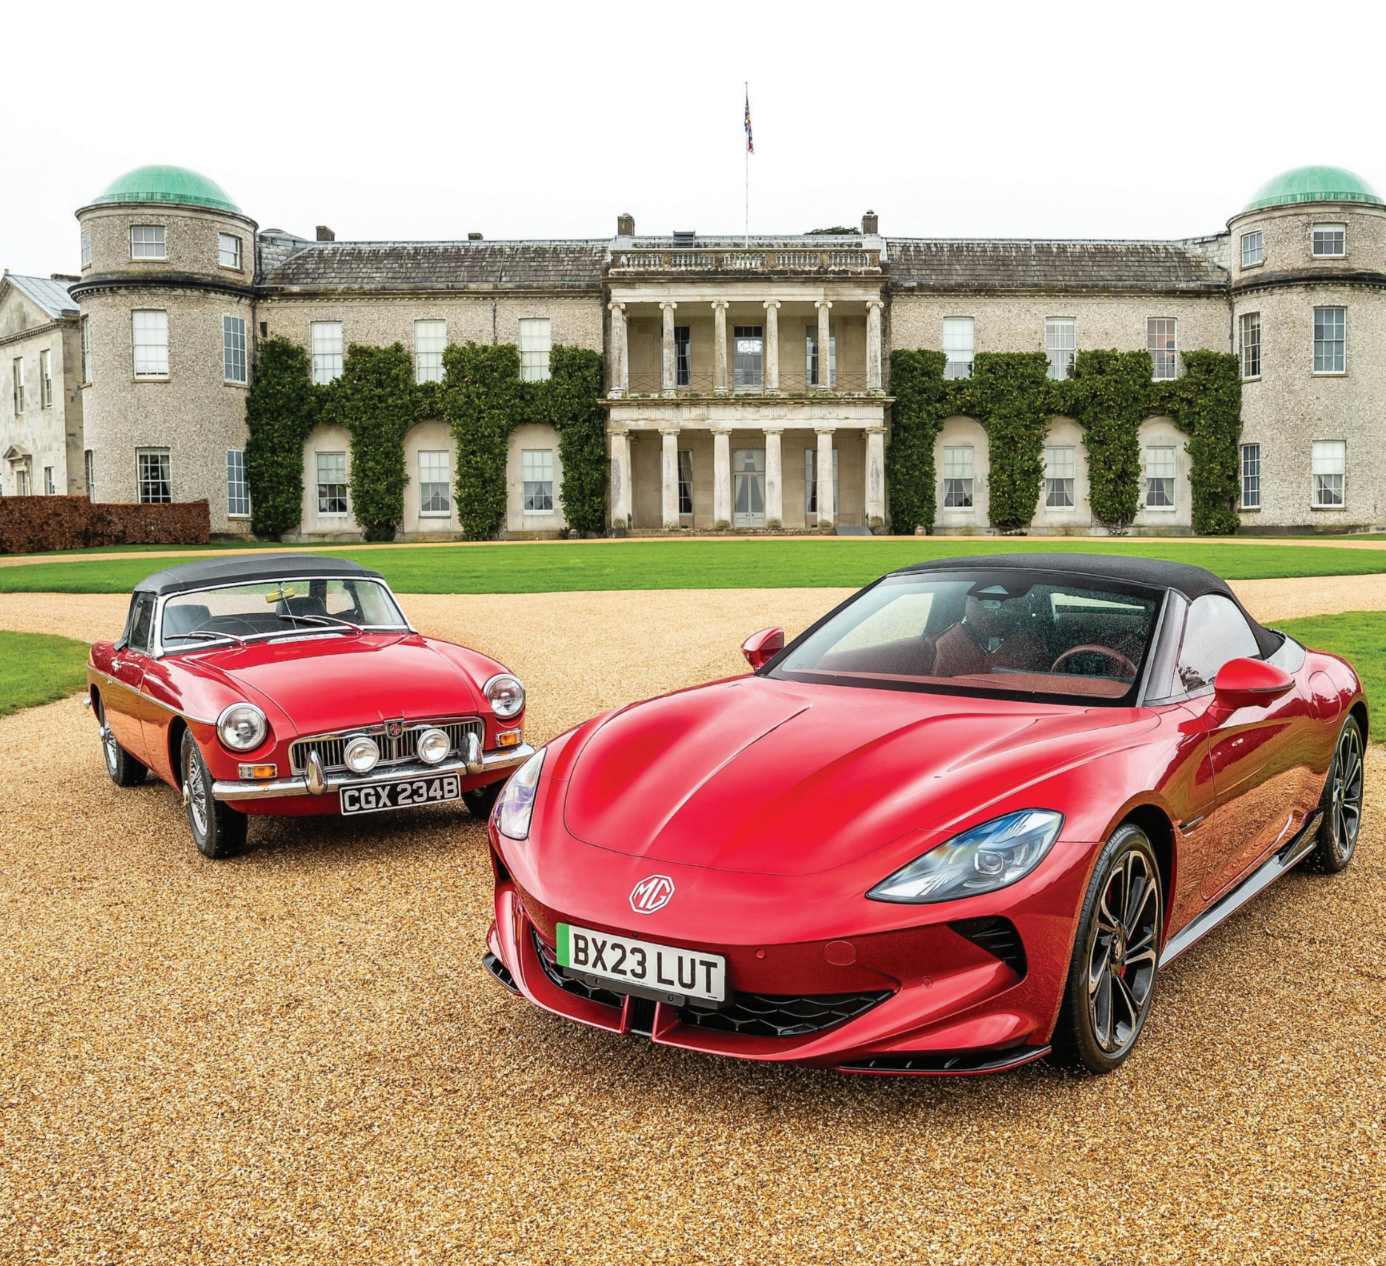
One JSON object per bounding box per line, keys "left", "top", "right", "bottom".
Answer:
{"left": 886, "top": 239, "right": 1228, "bottom": 293}
{"left": 262, "top": 241, "right": 606, "bottom": 293}
{"left": 5, "top": 274, "right": 80, "bottom": 318}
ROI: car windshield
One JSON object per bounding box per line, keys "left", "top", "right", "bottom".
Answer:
{"left": 159, "top": 578, "right": 407, "bottom": 652}
{"left": 770, "top": 570, "right": 1162, "bottom": 705}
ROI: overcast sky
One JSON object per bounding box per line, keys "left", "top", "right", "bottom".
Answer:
{"left": 4, "top": 0, "right": 1384, "bottom": 276}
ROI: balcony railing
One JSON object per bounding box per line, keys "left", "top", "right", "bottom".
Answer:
{"left": 611, "top": 247, "right": 882, "bottom": 274}
{"left": 619, "top": 369, "right": 881, "bottom": 396}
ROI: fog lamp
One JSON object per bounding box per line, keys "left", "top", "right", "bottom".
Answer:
{"left": 416, "top": 727, "right": 451, "bottom": 765}
{"left": 343, "top": 735, "right": 380, "bottom": 774}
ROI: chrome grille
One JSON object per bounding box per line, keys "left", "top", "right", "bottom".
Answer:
{"left": 288, "top": 718, "right": 485, "bottom": 775}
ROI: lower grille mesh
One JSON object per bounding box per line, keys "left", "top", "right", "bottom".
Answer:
{"left": 677, "top": 990, "right": 891, "bottom": 1039}
{"left": 533, "top": 933, "right": 628, "bottom": 1009}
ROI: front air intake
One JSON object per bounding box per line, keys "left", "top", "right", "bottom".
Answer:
{"left": 948, "top": 916, "right": 1027, "bottom": 978}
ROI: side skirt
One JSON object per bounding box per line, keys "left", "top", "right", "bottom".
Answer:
{"left": 1159, "top": 810, "right": 1322, "bottom": 968}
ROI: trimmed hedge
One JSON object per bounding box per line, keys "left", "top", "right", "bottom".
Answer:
{"left": 0, "top": 496, "right": 210, "bottom": 554}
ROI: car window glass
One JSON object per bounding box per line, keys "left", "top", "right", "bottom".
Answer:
{"left": 1175, "top": 594, "right": 1261, "bottom": 693}
{"left": 128, "top": 595, "right": 155, "bottom": 653}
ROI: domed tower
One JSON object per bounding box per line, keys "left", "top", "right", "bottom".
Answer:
{"left": 72, "top": 166, "right": 258, "bottom": 534}
{"left": 1228, "top": 165, "right": 1386, "bottom": 532}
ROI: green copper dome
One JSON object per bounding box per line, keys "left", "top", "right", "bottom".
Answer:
{"left": 91, "top": 165, "right": 241, "bottom": 213}
{"left": 1244, "top": 165, "right": 1383, "bottom": 212}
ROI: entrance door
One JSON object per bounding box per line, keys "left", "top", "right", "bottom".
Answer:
{"left": 733, "top": 449, "right": 766, "bottom": 528}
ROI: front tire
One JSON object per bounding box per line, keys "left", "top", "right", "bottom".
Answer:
{"left": 98, "top": 703, "right": 147, "bottom": 787}
{"left": 1052, "top": 825, "right": 1163, "bottom": 1074}
{"left": 182, "top": 730, "right": 247, "bottom": 859}
{"left": 1306, "top": 715, "right": 1364, "bottom": 874}
{"left": 463, "top": 780, "right": 503, "bottom": 819}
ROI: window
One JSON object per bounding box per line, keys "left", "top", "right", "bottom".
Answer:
{"left": 137, "top": 448, "right": 171, "bottom": 503}
{"left": 943, "top": 317, "right": 974, "bottom": 379}
{"left": 519, "top": 318, "right": 551, "bottom": 381}
{"left": 1240, "top": 231, "right": 1263, "bottom": 268}
{"left": 1147, "top": 317, "right": 1177, "bottom": 380}
{"left": 805, "top": 448, "right": 840, "bottom": 516}
{"left": 11, "top": 357, "right": 23, "bottom": 413}
{"left": 132, "top": 309, "right": 169, "bottom": 377}
{"left": 1312, "top": 440, "right": 1345, "bottom": 507}
{"left": 84, "top": 449, "right": 95, "bottom": 499}
{"left": 81, "top": 228, "right": 92, "bottom": 269}
{"left": 126, "top": 594, "right": 156, "bottom": 655}
{"left": 225, "top": 450, "right": 250, "bottom": 517}
{"left": 40, "top": 349, "right": 52, "bottom": 408}
{"left": 81, "top": 315, "right": 92, "bottom": 383}
{"left": 223, "top": 315, "right": 247, "bottom": 384}
{"left": 1312, "top": 224, "right": 1346, "bottom": 257}
{"left": 942, "top": 447, "right": 974, "bottom": 508}
{"left": 1175, "top": 594, "right": 1261, "bottom": 693}
{"left": 1145, "top": 446, "right": 1176, "bottom": 509}
{"left": 1044, "top": 446, "right": 1076, "bottom": 508}
{"left": 419, "top": 450, "right": 451, "bottom": 515}
{"left": 414, "top": 319, "right": 446, "bottom": 384}
{"left": 1313, "top": 306, "right": 1346, "bottom": 373}
{"left": 311, "top": 322, "right": 343, "bottom": 384}
{"left": 316, "top": 451, "right": 348, "bottom": 514}
{"left": 806, "top": 324, "right": 836, "bottom": 387}
{"left": 130, "top": 225, "right": 166, "bottom": 259}
{"left": 1239, "top": 312, "right": 1261, "bottom": 379}
{"left": 674, "top": 326, "right": 691, "bottom": 386}
{"left": 1045, "top": 318, "right": 1075, "bottom": 380}
{"left": 15, "top": 469, "right": 30, "bottom": 496}
{"left": 522, "top": 449, "right": 554, "bottom": 512}
{"left": 1240, "top": 443, "right": 1261, "bottom": 510}
{"left": 218, "top": 233, "right": 242, "bottom": 269}
{"left": 44, "top": 466, "right": 55, "bottom": 495}
{"left": 733, "top": 325, "right": 764, "bottom": 389}
{"left": 677, "top": 449, "right": 693, "bottom": 515}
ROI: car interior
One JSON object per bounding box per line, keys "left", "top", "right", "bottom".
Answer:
{"left": 161, "top": 580, "right": 386, "bottom": 646}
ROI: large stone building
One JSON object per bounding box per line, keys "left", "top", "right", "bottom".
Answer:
{"left": 5, "top": 162, "right": 1385, "bottom": 536}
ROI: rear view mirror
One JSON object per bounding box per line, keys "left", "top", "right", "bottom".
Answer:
{"left": 1213, "top": 657, "right": 1294, "bottom": 710}
{"left": 742, "top": 627, "right": 784, "bottom": 671}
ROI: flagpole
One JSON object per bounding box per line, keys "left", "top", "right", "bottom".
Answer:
{"left": 744, "top": 81, "right": 749, "bottom": 248}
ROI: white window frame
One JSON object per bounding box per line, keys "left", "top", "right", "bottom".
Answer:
{"left": 15, "top": 469, "right": 30, "bottom": 496}
{"left": 1147, "top": 317, "right": 1177, "bottom": 381}
{"left": 1239, "top": 311, "right": 1261, "bottom": 380}
{"left": 40, "top": 348, "right": 52, "bottom": 408}
{"left": 81, "top": 228, "right": 92, "bottom": 269}
{"left": 1240, "top": 443, "right": 1261, "bottom": 510}
{"left": 1311, "top": 223, "right": 1346, "bottom": 258}
{"left": 414, "top": 319, "right": 446, "bottom": 384}
{"left": 218, "top": 233, "right": 242, "bottom": 270}
{"left": 418, "top": 449, "right": 451, "bottom": 516}
{"left": 223, "top": 315, "right": 248, "bottom": 385}
{"left": 316, "top": 451, "right": 348, "bottom": 515}
{"left": 311, "top": 321, "right": 344, "bottom": 384}
{"left": 522, "top": 448, "right": 555, "bottom": 513}
{"left": 1313, "top": 306, "right": 1346, "bottom": 375}
{"left": 130, "top": 225, "right": 166, "bottom": 260}
{"left": 1312, "top": 440, "right": 1345, "bottom": 508}
{"left": 1045, "top": 318, "right": 1076, "bottom": 380}
{"left": 1043, "top": 446, "right": 1076, "bottom": 509}
{"left": 1144, "top": 446, "right": 1176, "bottom": 510}
{"left": 942, "top": 446, "right": 974, "bottom": 509}
{"left": 81, "top": 315, "right": 93, "bottom": 383}
{"left": 806, "top": 323, "right": 837, "bottom": 387}
{"left": 84, "top": 449, "right": 95, "bottom": 499}
{"left": 943, "top": 317, "right": 974, "bottom": 379}
{"left": 44, "top": 466, "right": 55, "bottom": 495}
{"left": 136, "top": 447, "right": 172, "bottom": 503}
{"left": 677, "top": 449, "right": 694, "bottom": 515}
{"left": 804, "top": 448, "right": 840, "bottom": 517}
{"left": 132, "top": 309, "right": 169, "bottom": 378}
{"left": 518, "top": 318, "right": 551, "bottom": 382}
{"left": 12, "top": 356, "right": 24, "bottom": 414}
{"left": 1240, "top": 231, "right": 1263, "bottom": 268}
{"left": 226, "top": 449, "right": 250, "bottom": 518}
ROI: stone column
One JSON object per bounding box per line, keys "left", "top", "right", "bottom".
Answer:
{"left": 815, "top": 300, "right": 833, "bottom": 390}
{"left": 608, "top": 302, "right": 628, "bottom": 397}
{"left": 661, "top": 428, "right": 681, "bottom": 530}
{"left": 816, "top": 427, "right": 835, "bottom": 530}
{"left": 866, "top": 299, "right": 884, "bottom": 393}
{"left": 712, "top": 301, "right": 730, "bottom": 394}
{"left": 865, "top": 426, "right": 886, "bottom": 530}
{"left": 763, "top": 428, "right": 783, "bottom": 528}
{"left": 610, "top": 429, "right": 632, "bottom": 529}
{"left": 660, "top": 301, "right": 678, "bottom": 396}
{"left": 762, "top": 299, "right": 781, "bottom": 394}
{"left": 712, "top": 428, "right": 732, "bottom": 527}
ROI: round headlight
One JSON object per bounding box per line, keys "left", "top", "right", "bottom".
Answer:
{"left": 416, "top": 727, "right": 451, "bottom": 765}
{"left": 343, "top": 735, "right": 380, "bottom": 774}
{"left": 217, "top": 703, "right": 267, "bottom": 752}
{"left": 484, "top": 673, "right": 525, "bottom": 720}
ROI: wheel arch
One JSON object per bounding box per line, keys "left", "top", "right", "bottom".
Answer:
{"left": 1115, "top": 803, "right": 1175, "bottom": 939}
{"left": 167, "top": 716, "right": 190, "bottom": 789}
{"left": 1349, "top": 699, "right": 1368, "bottom": 743}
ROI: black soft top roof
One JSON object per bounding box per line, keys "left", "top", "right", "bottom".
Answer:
{"left": 135, "top": 553, "right": 386, "bottom": 597}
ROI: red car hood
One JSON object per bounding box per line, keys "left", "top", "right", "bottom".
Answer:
{"left": 189, "top": 634, "right": 484, "bottom": 734}
{"left": 561, "top": 677, "right": 1156, "bottom": 876}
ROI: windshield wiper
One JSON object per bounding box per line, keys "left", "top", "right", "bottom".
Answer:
{"left": 278, "top": 613, "right": 364, "bottom": 635}
{"left": 164, "top": 629, "right": 247, "bottom": 648}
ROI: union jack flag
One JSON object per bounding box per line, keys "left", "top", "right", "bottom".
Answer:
{"left": 744, "top": 89, "right": 754, "bottom": 155}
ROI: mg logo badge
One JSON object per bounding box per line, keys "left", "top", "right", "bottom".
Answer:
{"left": 387, "top": 721, "right": 403, "bottom": 738}
{"left": 629, "top": 875, "right": 675, "bottom": 915}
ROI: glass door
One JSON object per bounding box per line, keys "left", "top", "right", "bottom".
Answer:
{"left": 733, "top": 448, "right": 766, "bottom": 528}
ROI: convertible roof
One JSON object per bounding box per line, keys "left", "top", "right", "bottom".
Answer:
{"left": 134, "top": 553, "right": 385, "bottom": 597}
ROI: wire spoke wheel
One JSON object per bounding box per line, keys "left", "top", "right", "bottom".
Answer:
{"left": 102, "top": 724, "right": 120, "bottom": 776}
{"left": 1085, "top": 850, "right": 1159, "bottom": 1056}
{"left": 186, "top": 743, "right": 209, "bottom": 838}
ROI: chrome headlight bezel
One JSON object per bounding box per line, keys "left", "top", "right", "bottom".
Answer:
{"left": 867, "top": 809, "right": 1064, "bottom": 905}
{"left": 416, "top": 727, "right": 451, "bottom": 766}
{"left": 216, "top": 703, "right": 268, "bottom": 752}
{"left": 496, "top": 746, "right": 545, "bottom": 841}
{"left": 483, "top": 673, "right": 526, "bottom": 721}
{"left": 343, "top": 734, "right": 380, "bottom": 774}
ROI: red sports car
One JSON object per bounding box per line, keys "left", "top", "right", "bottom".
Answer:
{"left": 484, "top": 555, "right": 1365, "bottom": 1075}
{"left": 88, "top": 555, "right": 534, "bottom": 858}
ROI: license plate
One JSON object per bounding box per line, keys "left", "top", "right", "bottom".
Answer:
{"left": 556, "top": 923, "right": 726, "bottom": 1003}
{"left": 340, "top": 773, "right": 461, "bottom": 816}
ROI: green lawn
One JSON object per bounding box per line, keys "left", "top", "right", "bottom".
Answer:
{"left": 1276, "top": 611, "right": 1386, "bottom": 736}
{"left": 2, "top": 538, "right": 1385, "bottom": 595}
{"left": 0, "top": 631, "right": 91, "bottom": 718}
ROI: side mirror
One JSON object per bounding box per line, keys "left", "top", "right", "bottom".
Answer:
{"left": 1213, "top": 657, "right": 1294, "bottom": 710}
{"left": 742, "top": 626, "right": 784, "bottom": 671}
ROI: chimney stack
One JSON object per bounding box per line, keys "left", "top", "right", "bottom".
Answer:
{"left": 862, "top": 210, "right": 879, "bottom": 235}
{"left": 316, "top": 225, "right": 335, "bottom": 242}
{"left": 617, "top": 212, "right": 635, "bottom": 236}
{"left": 468, "top": 232, "right": 483, "bottom": 241}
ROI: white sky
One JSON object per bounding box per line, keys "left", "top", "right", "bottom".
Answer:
{"left": 3, "top": 0, "right": 1384, "bottom": 276}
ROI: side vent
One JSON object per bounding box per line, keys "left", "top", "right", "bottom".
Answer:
{"left": 948, "top": 916, "right": 1027, "bottom": 978}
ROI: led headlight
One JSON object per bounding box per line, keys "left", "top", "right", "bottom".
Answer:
{"left": 416, "top": 727, "right": 451, "bottom": 765}
{"left": 484, "top": 673, "right": 525, "bottom": 721}
{"left": 216, "top": 703, "right": 268, "bottom": 752}
{"left": 497, "top": 746, "right": 545, "bottom": 840}
{"left": 867, "top": 809, "right": 1064, "bottom": 904}
{"left": 343, "top": 735, "right": 380, "bottom": 774}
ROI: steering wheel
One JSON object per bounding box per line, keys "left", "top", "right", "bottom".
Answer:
{"left": 1051, "top": 643, "right": 1137, "bottom": 679}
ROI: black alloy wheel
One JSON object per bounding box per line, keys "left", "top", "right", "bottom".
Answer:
{"left": 1307, "top": 715, "right": 1364, "bottom": 874}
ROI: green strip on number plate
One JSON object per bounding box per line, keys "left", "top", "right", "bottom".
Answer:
{"left": 557, "top": 923, "right": 570, "bottom": 967}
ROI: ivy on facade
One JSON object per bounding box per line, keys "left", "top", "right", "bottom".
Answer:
{"left": 886, "top": 347, "right": 1242, "bottom": 536}
{"left": 243, "top": 338, "right": 319, "bottom": 539}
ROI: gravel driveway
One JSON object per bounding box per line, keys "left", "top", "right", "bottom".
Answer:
{"left": 1, "top": 591, "right": 1384, "bottom": 1264}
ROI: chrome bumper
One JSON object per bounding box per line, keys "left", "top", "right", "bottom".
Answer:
{"left": 210, "top": 743, "right": 535, "bottom": 802}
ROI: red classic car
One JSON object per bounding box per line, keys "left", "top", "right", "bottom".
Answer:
{"left": 88, "top": 554, "right": 534, "bottom": 858}
{"left": 485, "top": 555, "right": 1365, "bottom": 1075}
